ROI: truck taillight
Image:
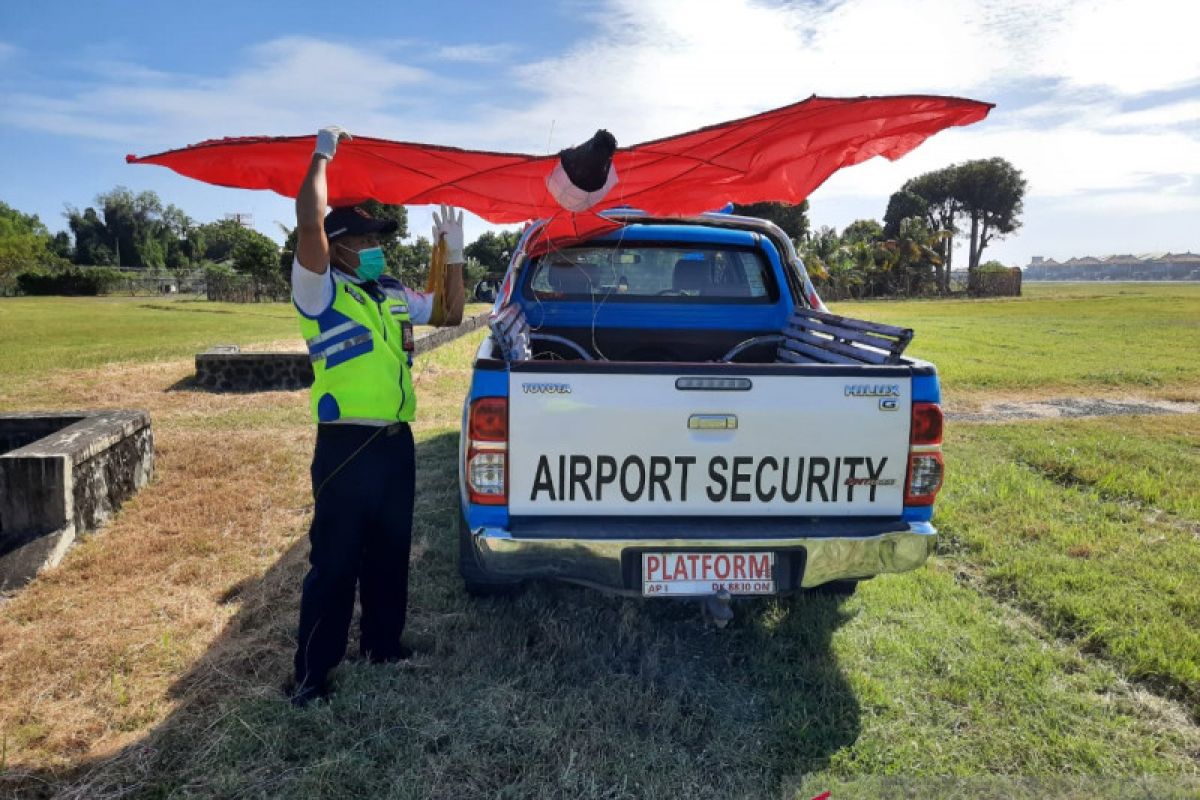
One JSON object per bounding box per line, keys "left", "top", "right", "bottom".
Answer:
{"left": 467, "top": 397, "right": 507, "bottom": 505}
{"left": 910, "top": 402, "right": 943, "bottom": 445}
{"left": 905, "top": 402, "right": 944, "bottom": 506}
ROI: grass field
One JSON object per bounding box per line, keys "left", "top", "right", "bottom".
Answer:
{"left": 0, "top": 285, "right": 1198, "bottom": 798}
{"left": 938, "top": 415, "right": 1200, "bottom": 716}
{"left": 0, "top": 296, "right": 297, "bottom": 383}
{"left": 833, "top": 282, "right": 1200, "bottom": 400}
{"left": 0, "top": 296, "right": 491, "bottom": 386}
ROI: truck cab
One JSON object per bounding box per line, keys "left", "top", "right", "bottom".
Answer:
{"left": 458, "top": 210, "right": 944, "bottom": 600}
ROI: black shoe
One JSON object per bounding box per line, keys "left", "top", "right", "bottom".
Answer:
{"left": 285, "top": 679, "right": 330, "bottom": 708}
{"left": 365, "top": 642, "right": 414, "bottom": 664}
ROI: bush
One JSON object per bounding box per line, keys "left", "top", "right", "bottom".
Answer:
{"left": 16, "top": 266, "right": 125, "bottom": 296}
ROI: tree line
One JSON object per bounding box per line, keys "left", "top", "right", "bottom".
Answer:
{"left": 739, "top": 156, "right": 1026, "bottom": 298}
{"left": 0, "top": 190, "right": 505, "bottom": 298}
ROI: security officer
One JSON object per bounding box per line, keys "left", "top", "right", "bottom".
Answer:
{"left": 288, "top": 125, "right": 464, "bottom": 706}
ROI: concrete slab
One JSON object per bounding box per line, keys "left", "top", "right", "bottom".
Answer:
{"left": 0, "top": 410, "right": 153, "bottom": 591}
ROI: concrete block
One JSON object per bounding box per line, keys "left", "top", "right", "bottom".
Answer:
{"left": 194, "top": 310, "right": 490, "bottom": 392}
{"left": 0, "top": 410, "right": 153, "bottom": 591}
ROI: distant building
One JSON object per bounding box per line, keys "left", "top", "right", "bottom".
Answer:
{"left": 1025, "top": 252, "right": 1200, "bottom": 281}
{"left": 224, "top": 212, "right": 254, "bottom": 228}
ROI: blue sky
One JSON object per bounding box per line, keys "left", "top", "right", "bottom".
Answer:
{"left": 2, "top": 0, "right": 1198, "bottom": 265}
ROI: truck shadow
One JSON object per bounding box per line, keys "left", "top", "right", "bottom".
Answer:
{"left": 4, "top": 431, "right": 860, "bottom": 799}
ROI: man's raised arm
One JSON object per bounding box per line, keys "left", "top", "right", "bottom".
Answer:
{"left": 295, "top": 126, "right": 350, "bottom": 274}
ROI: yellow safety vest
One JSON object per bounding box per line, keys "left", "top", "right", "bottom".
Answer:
{"left": 296, "top": 271, "right": 417, "bottom": 424}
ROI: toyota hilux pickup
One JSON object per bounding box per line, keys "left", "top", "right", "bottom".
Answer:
{"left": 457, "top": 209, "right": 944, "bottom": 605}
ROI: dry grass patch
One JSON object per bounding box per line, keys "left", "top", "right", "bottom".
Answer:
{"left": 0, "top": 426, "right": 312, "bottom": 769}
{"left": 0, "top": 331, "right": 489, "bottom": 775}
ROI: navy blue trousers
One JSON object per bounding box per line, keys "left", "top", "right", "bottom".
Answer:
{"left": 294, "top": 422, "right": 415, "bottom": 689}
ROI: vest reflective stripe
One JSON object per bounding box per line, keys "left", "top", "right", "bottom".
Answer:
{"left": 309, "top": 330, "right": 373, "bottom": 363}
{"left": 305, "top": 319, "right": 365, "bottom": 349}
{"left": 295, "top": 271, "right": 417, "bottom": 424}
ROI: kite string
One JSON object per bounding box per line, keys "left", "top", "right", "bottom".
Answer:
{"left": 586, "top": 173, "right": 633, "bottom": 362}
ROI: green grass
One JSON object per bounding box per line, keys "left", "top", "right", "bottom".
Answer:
{"left": 56, "top": 562, "right": 1200, "bottom": 798}
{"left": 0, "top": 296, "right": 492, "bottom": 389}
{"left": 6, "top": 284, "right": 1199, "bottom": 398}
{"left": 0, "top": 296, "right": 297, "bottom": 381}
{"left": 936, "top": 415, "right": 1200, "bottom": 716}
{"left": 832, "top": 282, "right": 1200, "bottom": 395}
{"left": 2, "top": 287, "right": 1200, "bottom": 798}
{"left": 976, "top": 413, "right": 1200, "bottom": 519}
{"left": 32, "top": 397, "right": 1198, "bottom": 797}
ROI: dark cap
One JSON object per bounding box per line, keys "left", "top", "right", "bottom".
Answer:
{"left": 323, "top": 206, "right": 399, "bottom": 241}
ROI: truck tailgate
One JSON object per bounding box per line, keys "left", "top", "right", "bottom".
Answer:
{"left": 508, "top": 366, "right": 912, "bottom": 517}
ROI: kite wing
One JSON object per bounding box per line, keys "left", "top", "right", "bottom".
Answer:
{"left": 127, "top": 94, "right": 991, "bottom": 236}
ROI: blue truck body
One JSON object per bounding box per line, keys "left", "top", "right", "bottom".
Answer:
{"left": 457, "top": 211, "right": 943, "bottom": 597}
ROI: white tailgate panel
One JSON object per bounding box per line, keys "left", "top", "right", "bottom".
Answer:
{"left": 508, "top": 372, "right": 910, "bottom": 517}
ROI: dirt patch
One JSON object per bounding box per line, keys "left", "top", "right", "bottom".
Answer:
{"left": 947, "top": 396, "right": 1200, "bottom": 423}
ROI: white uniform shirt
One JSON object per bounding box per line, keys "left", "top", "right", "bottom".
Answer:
{"left": 291, "top": 257, "right": 434, "bottom": 323}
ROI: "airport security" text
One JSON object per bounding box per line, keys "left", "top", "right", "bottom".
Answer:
{"left": 529, "top": 454, "right": 894, "bottom": 504}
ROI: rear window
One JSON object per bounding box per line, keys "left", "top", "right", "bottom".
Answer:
{"left": 524, "top": 243, "right": 778, "bottom": 304}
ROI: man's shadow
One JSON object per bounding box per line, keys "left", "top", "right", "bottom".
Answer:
{"left": 3, "top": 431, "right": 860, "bottom": 799}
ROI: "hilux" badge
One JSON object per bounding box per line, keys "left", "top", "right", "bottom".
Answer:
{"left": 844, "top": 383, "right": 900, "bottom": 397}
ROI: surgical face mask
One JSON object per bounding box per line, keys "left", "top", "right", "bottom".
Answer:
{"left": 340, "top": 244, "right": 387, "bottom": 281}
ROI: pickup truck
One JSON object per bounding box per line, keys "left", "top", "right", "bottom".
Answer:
{"left": 457, "top": 209, "right": 943, "bottom": 607}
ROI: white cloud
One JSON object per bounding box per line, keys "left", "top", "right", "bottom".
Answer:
{"left": 1097, "top": 99, "right": 1200, "bottom": 131}
{"left": 814, "top": 123, "right": 1200, "bottom": 203}
{"left": 434, "top": 43, "right": 516, "bottom": 63}
{"left": 0, "top": 42, "right": 16, "bottom": 63}
{"left": 1, "top": 37, "right": 434, "bottom": 148}
{"left": 2, "top": 0, "right": 1197, "bottom": 258}
{"left": 1031, "top": 0, "right": 1200, "bottom": 95}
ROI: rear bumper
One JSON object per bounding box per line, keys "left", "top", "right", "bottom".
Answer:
{"left": 465, "top": 517, "right": 936, "bottom": 594}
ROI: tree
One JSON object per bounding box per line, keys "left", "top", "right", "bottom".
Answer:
{"left": 161, "top": 204, "right": 198, "bottom": 268}
{"left": 731, "top": 200, "right": 810, "bottom": 243}
{"left": 953, "top": 158, "right": 1026, "bottom": 271}
{"left": 232, "top": 230, "right": 283, "bottom": 300}
{"left": 841, "top": 218, "right": 884, "bottom": 245}
{"left": 66, "top": 206, "right": 115, "bottom": 265}
{"left": 901, "top": 167, "right": 961, "bottom": 294}
{"left": 890, "top": 159, "right": 1026, "bottom": 289}
{"left": 800, "top": 226, "right": 856, "bottom": 298}
{"left": 465, "top": 229, "right": 521, "bottom": 273}
{"left": 884, "top": 217, "right": 946, "bottom": 295}
{"left": 65, "top": 187, "right": 197, "bottom": 269}
{"left": 96, "top": 187, "right": 162, "bottom": 268}
{"left": 50, "top": 231, "right": 73, "bottom": 260}
{"left": 882, "top": 190, "right": 928, "bottom": 239}
{"left": 197, "top": 218, "right": 256, "bottom": 262}
{"left": 0, "top": 201, "right": 61, "bottom": 291}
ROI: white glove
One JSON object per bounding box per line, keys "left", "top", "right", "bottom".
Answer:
{"left": 432, "top": 204, "right": 465, "bottom": 264}
{"left": 314, "top": 125, "right": 351, "bottom": 161}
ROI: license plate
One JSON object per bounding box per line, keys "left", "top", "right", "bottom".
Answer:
{"left": 641, "top": 552, "right": 775, "bottom": 596}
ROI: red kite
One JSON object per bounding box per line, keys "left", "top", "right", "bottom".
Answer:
{"left": 128, "top": 94, "right": 991, "bottom": 249}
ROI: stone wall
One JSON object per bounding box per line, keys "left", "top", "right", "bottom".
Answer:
{"left": 194, "top": 350, "right": 313, "bottom": 391}
{"left": 0, "top": 410, "right": 153, "bottom": 590}
{"left": 195, "top": 310, "right": 490, "bottom": 392}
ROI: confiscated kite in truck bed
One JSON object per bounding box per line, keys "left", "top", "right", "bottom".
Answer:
{"left": 127, "top": 94, "right": 992, "bottom": 248}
